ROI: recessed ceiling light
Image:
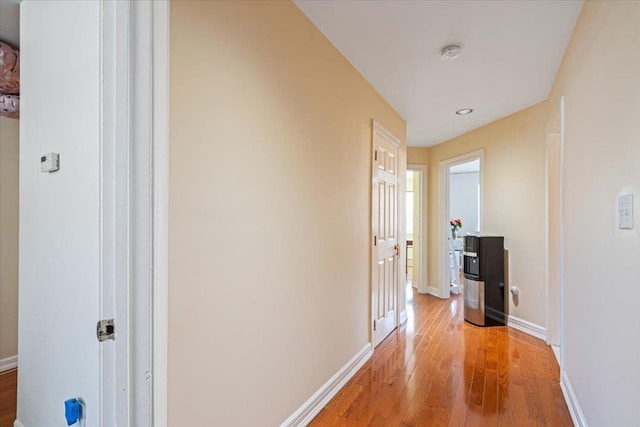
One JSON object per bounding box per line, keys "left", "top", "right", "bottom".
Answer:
{"left": 441, "top": 44, "right": 462, "bottom": 60}
{"left": 456, "top": 108, "right": 473, "bottom": 115}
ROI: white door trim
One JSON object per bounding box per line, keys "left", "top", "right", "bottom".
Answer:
{"left": 438, "top": 149, "right": 485, "bottom": 299}
{"left": 100, "top": 1, "right": 129, "bottom": 425}
{"left": 101, "top": 1, "right": 169, "bottom": 425}
{"left": 407, "top": 164, "right": 428, "bottom": 294}
{"left": 151, "top": 1, "right": 170, "bottom": 426}
{"left": 558, "top": 96, "right": 566, "bottom": 371}
{"left": 545, "top": 97, "right": 566, "bottom": 373}
{"left": 129, "top": 1, "right": 170, "bottom": 425}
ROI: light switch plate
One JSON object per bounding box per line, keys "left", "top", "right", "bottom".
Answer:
{"left": 618, "top": 194, "right": 633, "bottom": 229}
{"left": 40, "top": 152, "right": 60, "bottom": 173}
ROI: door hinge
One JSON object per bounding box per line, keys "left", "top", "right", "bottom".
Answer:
{"left": 374, "top": 150, "right": 378, "bottom": 161}
{"left": 374, "top": 236, "right": 377, "bottom": 246}
{"left": 373, "top": 320, "right": 377, "bottom": 331}
{"left": 97, "top": 319, "right": 115, "bottom": 342}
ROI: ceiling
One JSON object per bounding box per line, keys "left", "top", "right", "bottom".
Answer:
{"left": 294, "top": 0, "right": 583, "bottom": 147}
{"left": 0, "top": 0, "right": 20, "bottom": 48}
{"left": 1, "top": 1, "right": 583, "bottom": 146}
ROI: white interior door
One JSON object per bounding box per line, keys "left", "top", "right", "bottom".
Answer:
{"left": 18, "top": 2, "right": 112, "bottom": 426}
{"left": 372, "top": 124, "right": 400, "bottom": 347}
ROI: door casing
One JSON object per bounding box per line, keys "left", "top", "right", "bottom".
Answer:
{"left": 439, "top": 149, "right": 484, "bottom": 299}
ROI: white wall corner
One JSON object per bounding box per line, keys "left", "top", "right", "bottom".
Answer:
{"left": 13, "top": 420, "right": 25, "bottom": 427}
{"left": 507, "top": 315, "right": 546, "bottom": 341}
{"left": 560, "top": 370, "right": 588, "bottom": 427}
{"left": 280, "top": 343, "right": 373, "bottom": 427}
{"left": 0, "top": 355, "right": 17, "bottom": 372}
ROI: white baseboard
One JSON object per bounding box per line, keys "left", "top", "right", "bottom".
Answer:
{"left": 426, "top": 286, "right": 440, "bottom": 297}
{"left": 14, "top": 421, "right": 25, "bottom": 427}
{"left": 400, "top": 310, "right": 408, "bottom": 326}
{"left": 281, "top": 343, "right": 373, "bottom": 427}
{"left": 507, "top": 315, "right": 546, "bottom": 341}
{"left": 0, "top": 355, "right": 17, "bottom": 372}
{"left": 560, "top": 370, "right": 588, "bottom": 427}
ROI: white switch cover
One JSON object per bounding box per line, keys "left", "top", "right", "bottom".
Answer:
{"left": 40, "top": 152, "right": 60, "bottom": 173}
{"left": 618, "top": 194, "right": 633, "bottom": 229}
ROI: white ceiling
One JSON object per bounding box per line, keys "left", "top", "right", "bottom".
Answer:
{"left": 294, "top": 0, "right": 583, "bottom": 147}
{"left": 0, "top": 0, "right": 20, "bottom": 48}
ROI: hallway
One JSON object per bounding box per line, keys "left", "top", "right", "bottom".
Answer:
{"left": 310, "top": 289, "right": 572, "bottom": 426}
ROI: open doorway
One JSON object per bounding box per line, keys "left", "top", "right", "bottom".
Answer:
{"left": 439, "top": 150, "right": 484, "bottom": 299}
{"left": 0, "top": 112, "right": 19, "bottom": 426}
{"left": 0, "top": 3, "right": 20, "bottom": 421}
{"left": 406, "top": 165, "right": 428, "bottom": 295}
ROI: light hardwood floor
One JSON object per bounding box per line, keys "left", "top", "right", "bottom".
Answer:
{"left": 310, "top": 288, "right": 572, "bottom": 426}
{"left": 0, "top": 290, "right": 571, "bottom": 426}
{"left": 0, "top": 369, "right": 16, "bottom": 427}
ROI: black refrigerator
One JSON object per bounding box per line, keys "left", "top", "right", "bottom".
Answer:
{"left": 462, "top": 236, "right": 506, "bottom": 326}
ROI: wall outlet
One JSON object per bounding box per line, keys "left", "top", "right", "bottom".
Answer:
{"left": 618, "top": 194, "right": 633, "bottom": 229}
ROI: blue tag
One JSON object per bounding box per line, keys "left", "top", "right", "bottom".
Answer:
{"left": 64, "top": 398, "right": 81, "bottom": 426}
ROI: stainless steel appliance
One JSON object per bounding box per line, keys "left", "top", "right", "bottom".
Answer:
{"left": 463, "top": 236, "right": 506, "bottom": 326}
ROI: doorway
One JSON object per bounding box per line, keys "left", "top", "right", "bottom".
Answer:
{"left": 0, "top": 111, "right": 19, "bottom": 426}
{"left": 439, "top": 150, "right": 484, "bottom": 299}
{"left": 406, "top": 165, "right": 428, "bottom": 295}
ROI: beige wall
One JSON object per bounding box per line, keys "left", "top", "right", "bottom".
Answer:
{"left": 408, "top": 147, "right": 430, "bottom": 166}
{"left": 0, "top": 117, "right": 19, "bottom": 360}
{"left": 408, "top": 102, "right": 549, "bottom": 326}
{"left": 169, "top": 1, "right": 405, "bottom": 425}
{"left": 547, "top": 1, "right": 640, "bottom": 424}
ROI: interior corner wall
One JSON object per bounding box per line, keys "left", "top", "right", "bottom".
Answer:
{"left": 426, "top": 101, "right": 549, "bottom": 327}
{"left": 168, "top": 2, "right": 406, "bottom": 426}
{"left": 408, "top": 147, "right": 430, "bottom": 166}
{"left": 0, "top": 117, "right": 19, "bottom": 361}
{"left": 547, "top": 1, "right": 640, "bottom": 424}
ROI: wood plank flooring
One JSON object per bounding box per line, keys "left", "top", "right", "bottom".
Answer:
{"left": 310, "top": 287, "right": 572, "bottom": 426}
{"left": 0, "top": 369, "right": 17, "bottom": 427}
{"left": 0, "top": 288, "right": 571, "bottom": 427}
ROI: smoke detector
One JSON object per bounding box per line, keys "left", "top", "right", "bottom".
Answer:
{"left": 441, "top": 44, "right": 462, "bottom": 60}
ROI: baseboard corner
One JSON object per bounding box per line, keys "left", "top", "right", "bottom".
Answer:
{"left": 560, "top": 370, "right": 588, "bottom": 427}
{"left": 0, "top": 355, "right": 18, "bottom": 372}
{"left": 14, "top": 420, "right": 26, "bottom": 427}
{"left": 507, "top": 315, "right": 546, "bottom": 341}
{"left": 280, "top": 343, "right": 373, "bottom": 427}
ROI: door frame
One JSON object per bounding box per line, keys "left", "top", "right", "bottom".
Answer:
{"left": 407, "top": 164, "right": 428, "bottom": 294}
{"left": 545, "top": 96, "right": 565, "bottom": 371}
{"left": 438, "top": 149, "right": 484, "bottom": 299}
{"left": 104, "top": 1, "right": 169, "bottom": 425}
